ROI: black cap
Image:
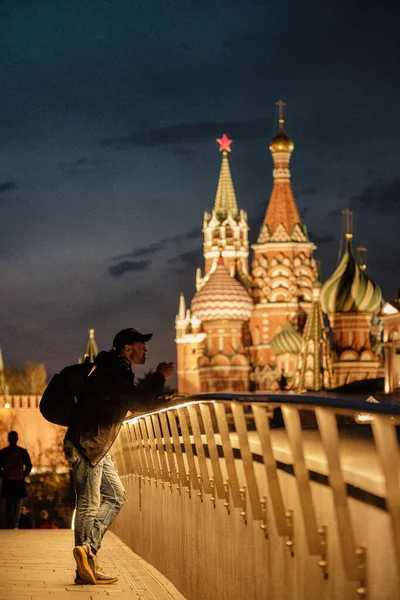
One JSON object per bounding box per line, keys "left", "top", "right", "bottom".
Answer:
{"left": 113, "top": 328, "right": 153, "bottom": 351}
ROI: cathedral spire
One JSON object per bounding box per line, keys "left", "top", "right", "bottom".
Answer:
{"left": 82, "top": 328, "right": 99, "bottom": 363}
{"left": 213, "top": 134, "right": 238, "bottom": 219}
{"left": 178, "top": 293, "right": 186, "bottom": 320}
{"left": 258, "top": 101, "right": 304, "bottom": 242}
{"left": 295, "top": 281, "right": 334, "bottom": 392}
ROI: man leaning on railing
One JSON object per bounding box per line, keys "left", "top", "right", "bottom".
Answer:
{"left": 63, "top": 328, "right": 174, "bottom": 586}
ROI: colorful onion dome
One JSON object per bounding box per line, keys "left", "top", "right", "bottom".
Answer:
{"left": 269, "top": 127, "right": 294, "bottom": 154}
{"left": 191, "top": 259, "right": 253, "bottom": 322}
{"left": 270, "top": 320, "right": 303, "bottom": 355}
{"left": 320, "top": 239, "right": 382, "bottom": 314}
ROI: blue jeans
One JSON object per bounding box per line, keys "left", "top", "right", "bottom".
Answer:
{"left": 64, "top": 441, "right": 127, "bottom": 552}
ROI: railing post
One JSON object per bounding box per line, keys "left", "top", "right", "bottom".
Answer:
{"left": 213, "top": 403, "right": 242, "bottom": 508}
{"left": 176, "top": 407, "right": 200, "bottom": 490}
{"left": 252, "top": 404, "right": 290, "bottom": 536}
{"left": 281, "top": 405, "right": 321, "bottom": 555}
{"left": 199, "top": 403, "right": 225, "bottom": 500}
{"left": 187, "top": 406, "right": 212, "bottom": 495}
{"left": 159, "top": 412, "right": 179, "bottom": 486}
{"left": 231, "top": 403, "right": 262, "bottom": 520}
{"left": 315, "top": 407, "right": 360, "bottom": 580}
{"left": 167, "top": 411, "right": 189, "bottom": 487}
{"left": 371, "top": 414, "right": 400, "bottom": 579}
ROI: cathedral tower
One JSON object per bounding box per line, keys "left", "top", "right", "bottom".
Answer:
{"left": 295, "top": 281, "right": 334, "bottom": 391}
{"left": 320, "top": 210, "right": 383, "bottom": 386}
{"left": 249, "top": 101, "right": 317, "bottom": 389}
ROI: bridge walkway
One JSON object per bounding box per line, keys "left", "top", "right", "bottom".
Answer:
{"left": 0, "top": 529, "right": 186, "bottom": 600}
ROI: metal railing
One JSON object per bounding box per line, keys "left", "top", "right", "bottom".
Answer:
{"left": 110, "top": 394, "right": 400, "bottom": 600}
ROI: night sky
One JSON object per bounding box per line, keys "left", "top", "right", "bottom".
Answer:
{"left": 1, "top": 0, "right": 399, "bottom": 384}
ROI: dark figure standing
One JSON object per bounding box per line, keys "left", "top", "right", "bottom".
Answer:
{"left": 64, "top": 328, "right": 173, "bottom": 585}
{"left": 0, "top": 431, "right": 32, "bottom": 529}
{"left": 18, "top": 506, "right": 32, "bottom": 529}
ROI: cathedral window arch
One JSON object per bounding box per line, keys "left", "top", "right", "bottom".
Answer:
{"left": 294, "top": 266, "right": 313, "bottom": 277}
{"left": 271, "top": 279, "right": 289, "bottom": 290}
{"left": 270, "top": 290, "right": 290, "bottom": 302}
{"left": 270, "top": 266, "right": 291, "bottom": 278}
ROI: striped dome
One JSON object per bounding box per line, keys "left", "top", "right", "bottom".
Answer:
{"left": 191, "top": 260, "right": 253, "bottom": 322}
{"left": 320, "top": 239, "right": 382, "bottom": 314}
{"left": 270, "top": 321, "right": 303, "bottom": 355}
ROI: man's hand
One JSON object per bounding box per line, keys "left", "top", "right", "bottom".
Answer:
{"left": 156, "top": 362, "right": 174, "bottom": 379}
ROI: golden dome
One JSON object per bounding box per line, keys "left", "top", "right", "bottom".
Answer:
{"left": 269, "top": 126, "right": 294, "bottom": 153}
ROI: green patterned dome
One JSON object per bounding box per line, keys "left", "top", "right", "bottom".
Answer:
{"left": 270, "top": 321, "right": 303, "bottom": 355}
{"left": 320, "top": 239, "right": 382, "bottom": 314}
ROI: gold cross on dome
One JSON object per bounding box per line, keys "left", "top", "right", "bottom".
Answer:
{"left": 357, "top": 246, "right": 367, "bottom": 270}
{"left": 276, "top": 100, "right": 286, "bottom": 126}
{"left": 342, "top": 208, "right": 353, "bottom": 239}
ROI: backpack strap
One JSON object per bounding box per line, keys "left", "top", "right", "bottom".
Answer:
{"left": 88, "top": 365, "right": 97, "bottom": 377}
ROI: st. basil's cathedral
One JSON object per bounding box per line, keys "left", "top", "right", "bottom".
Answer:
{"left": 175, "top": 102, "right": 398, "bottom": 395}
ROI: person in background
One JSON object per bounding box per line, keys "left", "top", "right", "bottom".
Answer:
{"left": 18, "top": 505, "right": 32, "bottom": 529}
{"left": 37, "top": 509, "right": 58, "bottom": 529}
{"left": 0, "top": 431, "right": 32, "bottom": 529}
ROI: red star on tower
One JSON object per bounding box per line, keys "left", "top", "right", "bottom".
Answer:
{"left": 216, "top": 133, "right": 232, "bottom": 152}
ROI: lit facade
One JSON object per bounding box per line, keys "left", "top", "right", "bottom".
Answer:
{"left": 320, "top": 220, "right": 383, "bottom": 386}
{"left": 175, "top": 104, "right": 384, "bottom": 394}
{"left": 249, "top": 104, "right": 317, "bottom": 389}
{"left": 379, "top": 292, "right": 400, "bottom": 393}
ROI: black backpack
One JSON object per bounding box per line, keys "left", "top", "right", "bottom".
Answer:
{"left": 40, "top": 362, "right": 96, "bottom": 427}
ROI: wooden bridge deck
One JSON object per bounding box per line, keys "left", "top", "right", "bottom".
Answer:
{"left": 0, "top": 529, "right": 186, "bottom": 600}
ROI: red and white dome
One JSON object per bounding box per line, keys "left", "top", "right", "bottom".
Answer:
{"left": 191, "top": 260, "right": 253, "bottom": 322}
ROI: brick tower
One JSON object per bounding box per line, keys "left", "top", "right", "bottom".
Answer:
{"left": 176, "top": 135, "right": 250, "bottom": 394}
{"left": 249, "top": 101, "right": 317, "bottom": 390}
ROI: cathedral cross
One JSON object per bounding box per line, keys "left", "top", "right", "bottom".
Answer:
{"left": 276, "top": 100, "right": 286, "bottom": 127}
{"left": 341, "top": 208, "right": 353, "bottom": 239}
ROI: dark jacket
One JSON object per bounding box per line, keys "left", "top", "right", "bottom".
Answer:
{"left": 0, "top": 445, "right": 32, "bottom": 499}
{"left": 66, "top": 350, "right": 165, "bottom": 466}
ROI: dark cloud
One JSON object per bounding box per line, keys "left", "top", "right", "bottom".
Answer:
{"left": 102, "top": 119, "right": 271, "bottom": 149}
{"left": 114, "top": 228, "right": 202, "bottom": 262}
{"left": 300, "top": 206, "right": 311, "bottom": 218}
{"left": 117, "top": 242, "right": 165, "bottom": 261}
{"left": 59, "top": 158, "right": 102, "bottom": 175}
{"left": 330, "top": 208, "right": 344, "bottom": 217}
{"left": 183, "top": 228, "right": 201, "bottom": 241}
{"left": 350, "top": 179, "right": 400, "bottom": 214}
{"left": 108, "top": 260, "right": 150, "bottom": 277}
{"left": 297, "top": 188, "right": 316, "bottom": 199}
{"left": 168, "top": 248, "right": 203, "bottom": 272}
{"left": 0, "top": 182, "right": 17, "bottom": 194}
{"left": 308, "top": 232, "right": 335, "bottom": 245}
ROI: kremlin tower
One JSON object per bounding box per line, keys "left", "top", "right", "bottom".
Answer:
{"left": 176, "top": 135, "right": 250, "bottom": 394}
{"left": 201, "top": 134, "right": 249, "bottom": 283}
{"left": 320, "top": 210, "right": 383, "bottom": 386}
{"left": 249, "top": 101, "right": 317, "bottom": 389}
